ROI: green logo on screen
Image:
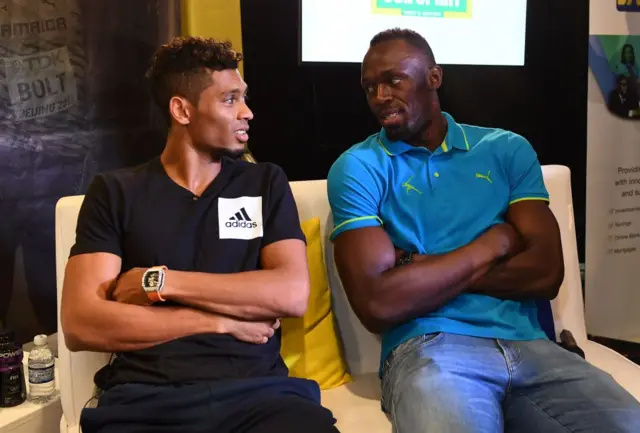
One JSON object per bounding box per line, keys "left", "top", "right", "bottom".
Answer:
{"left": 374, "top": 0, "right": 471, "bottom": 18}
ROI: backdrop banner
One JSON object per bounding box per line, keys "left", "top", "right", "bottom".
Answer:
{"left": 585, "top": 2, "right": 640, "bottom": 343}
{"left": 0, "top": 0, "right": 179, "bottom": 344}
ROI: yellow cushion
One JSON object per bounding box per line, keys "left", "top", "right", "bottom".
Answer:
{"left": 280, "top": 217, "right": 352, "bottom": 390}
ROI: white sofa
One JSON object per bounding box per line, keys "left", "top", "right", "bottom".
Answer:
{"left": 55, "top": 165, "right": 640, "bottom": 433}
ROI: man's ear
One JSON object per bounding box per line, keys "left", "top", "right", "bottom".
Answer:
{"left": 427, "top": 65, "right": 443, "bottom": 90}
{"left": 169, "top": 96, "right": 193, "bottom": 126}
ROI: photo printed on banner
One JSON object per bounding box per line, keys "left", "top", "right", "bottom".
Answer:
{"left": 589, "top": 35, "right": 640, "bottom": 120}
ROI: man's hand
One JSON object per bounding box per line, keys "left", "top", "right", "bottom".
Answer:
{"left": 111, "top": 267, "right": 151, "bottom": 306}
{"left": 466, "top": 201, "right": 564, "bottom": 301}
{"left": 217, "top": 316, "right": 281, "bottom": 344}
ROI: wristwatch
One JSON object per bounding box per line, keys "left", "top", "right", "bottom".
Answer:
{"left": 396, "top": 251, "right": 413, "bottom": 267}
{"left": 142, "top": 266, "right": 168, "bottom": 303}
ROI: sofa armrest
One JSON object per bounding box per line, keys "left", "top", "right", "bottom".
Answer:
{"left": 58, "top": 347, "right": 110, "bottom": 431}
{"left": 583, "top": 340, "right": 640, "bottom": 402}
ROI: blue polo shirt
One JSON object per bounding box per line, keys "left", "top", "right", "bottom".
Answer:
{"left": 327, "top": 112, "right": 550, "bottom": 371}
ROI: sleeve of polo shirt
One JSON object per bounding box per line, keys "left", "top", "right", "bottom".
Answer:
{"left": 507, "top": 135, "right": 550, "bottom": 205}
{"left": 261, "top": 165, "right": 305, "bottom": 247}
{"left": 327, "top": 153, "right": 382, "bottom": 241}
{"left": 69, "top": 174, "right": 122, "bottom": 257}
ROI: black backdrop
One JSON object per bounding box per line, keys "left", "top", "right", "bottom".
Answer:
{"left": 240, "top": 0, "right": 589, "bottom": 261}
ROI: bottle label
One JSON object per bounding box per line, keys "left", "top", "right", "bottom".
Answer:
{"left": 29, "top": 362, "right": 55, "bottom": 384}
{"left": 29, "top": 362, "right": 55, "bottom": 398}
{"left": 0, "top": 348, "right": 23, "bottom": 372}
{"left": 0, "top": 365, "right": 26, "bottom": 407}
{"left": 29, "top": 363, "right": 55, "bottom": 384}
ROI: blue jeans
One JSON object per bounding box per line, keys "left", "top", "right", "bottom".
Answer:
{"left": 381, "top": 333, "right": 640, "bottom": 433}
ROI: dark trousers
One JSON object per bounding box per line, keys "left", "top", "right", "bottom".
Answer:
{"left": 80, "top": 376, "right": 340, "bottom": 433}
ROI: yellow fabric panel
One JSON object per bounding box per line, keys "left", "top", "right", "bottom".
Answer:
{"left": 281, "top": 217, "right": 352, "bottom": 390}
{"left": 181, "top": 0, "right": 244, "bottom": 76}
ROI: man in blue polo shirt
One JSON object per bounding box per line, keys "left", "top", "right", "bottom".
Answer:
{"left": 328, "top": 28, "right": 640, "bottom": 432}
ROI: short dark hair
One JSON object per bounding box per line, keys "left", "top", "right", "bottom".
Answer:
{"left": 370, "top": 28, "right": 436, "bottom": 65}
{"left": 146, "top": 36, "right": 243, "bottom": 124}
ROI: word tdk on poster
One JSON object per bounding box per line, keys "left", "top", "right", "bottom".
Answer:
{"left": 5, "top": 46, "right": 78, "bottom": 121}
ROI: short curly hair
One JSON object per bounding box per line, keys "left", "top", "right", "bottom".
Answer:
{"left": 146, "top": 36, "right": 244, "bottom": 124}
{"left": 370, "top": 28, "right": 436, "bottom": 65}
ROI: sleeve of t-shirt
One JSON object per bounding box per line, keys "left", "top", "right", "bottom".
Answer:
{"left": 69, "top": 174, "right": 122, "bottom": 257}
{"left": 261, "top": 165, "right": 305, "bottom": 247}
{"left": 327, "top": 153, "right": 382, "bottom": 241}
{"left": 507, "top": 135, "right": 550, "bottom": 205}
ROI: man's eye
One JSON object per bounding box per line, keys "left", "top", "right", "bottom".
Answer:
{"left": 225, "top": 97, "right": 236, "bottom": 104}
{"left": 391, "top": 78, "right": 401, "bottom": 85}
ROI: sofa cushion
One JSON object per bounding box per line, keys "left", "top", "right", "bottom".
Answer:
{"left": 321, "top": 373, "right": 392, "bottom": 432}
{"left": 281, "top": 217, "right": 352, "bottom": 389}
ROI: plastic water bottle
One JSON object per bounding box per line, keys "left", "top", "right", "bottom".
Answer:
{"left": 28, "top": 335, "right": 56, "bottom": 403}
{"left": 0, "top": 330, "right": 26, "bottom": 407}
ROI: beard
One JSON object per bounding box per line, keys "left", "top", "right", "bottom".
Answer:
{"left": 384, "top": 124, "right": 406, "bottom": 142}
{"left": 383, "top": 118, "right": 432, "bottom": 149}
{"left": 210, "top": 146, "right": 246, "bottom": 160}
{"left": 384, "top": 118, "right": 419, "bottom": 143}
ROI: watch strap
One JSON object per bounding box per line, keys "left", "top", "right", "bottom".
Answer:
{"left": 147, "top": 289, "right": 164, "bottom": 303}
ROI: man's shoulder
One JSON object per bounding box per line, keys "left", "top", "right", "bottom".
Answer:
{"left": 329, "top": 133, "right": 385, "bottom": 176}
{"left": 461, "top": 122, "right": 531, "bottom": 154}
{"left": 231, "top": 158, "right": 284, "bottom": 175}
{"left": 344, "top": 132, "right": 386, "bottom": 159}
{"left": 227, "top": 159, "right": 288, "bottom": 187}
{"left": 94, "top": 158, "right": 158, "bottom": 188}
{"left": 86, "top": 158, "right": 159, "bottom": 204}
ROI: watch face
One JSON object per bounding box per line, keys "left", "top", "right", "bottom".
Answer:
{"left": 143, "top": 270, "right": 163, "bottom": 289}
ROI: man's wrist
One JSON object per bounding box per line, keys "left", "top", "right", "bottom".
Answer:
{"left": 160, "top": 269, "right": 177, "bottom": 301}
{"left": 211, "top": 314, "right": 228, "bottom": 334}
{"left": 465, "top": 243, "right": 500, "bottom": 269}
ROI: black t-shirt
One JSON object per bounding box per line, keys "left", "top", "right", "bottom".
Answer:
{"left": 69, "top": 156, "right": 305, "bottom": 389}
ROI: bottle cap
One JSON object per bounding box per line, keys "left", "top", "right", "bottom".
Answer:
{"left": 33, "top": 334, "right": 48, "bottom": 346}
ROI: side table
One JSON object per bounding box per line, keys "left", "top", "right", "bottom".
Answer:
{"left": 0, "top": 352, "right": 62, "bottom": 433}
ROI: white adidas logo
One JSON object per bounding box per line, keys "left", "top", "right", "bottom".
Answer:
{"left": 226, "top": 207, "right": 258, "bottom": 229}
{"left": 218, "top": 197, "right": 263, "bottom": 240}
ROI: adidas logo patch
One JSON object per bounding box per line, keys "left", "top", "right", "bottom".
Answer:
{"left": 226, "top": 207, "right": 258, "bottom": 228}
{"left": 218, "top": 196, "right": 263, "bottom": 240}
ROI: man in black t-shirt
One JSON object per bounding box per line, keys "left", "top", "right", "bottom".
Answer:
{"left": 61, "top": 36, "right": 340, "bottom": 433}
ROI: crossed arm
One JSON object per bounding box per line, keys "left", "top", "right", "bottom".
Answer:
{"left": 407, "top": 201, "right": 564, "bottom": 301}
{"left": 110, "top": 238, "right": 310, "bottom": 320}
{"left": 61, "top": 169, "right": 309, "bottom": 353}
{"left": 466, "top": 200, "right": 564, "bottom": 300}
{"left": 329, "top": 135, "right": 564, "bottom": 334}
{"left": 62, "top": 239, "right": 309, "bottom": 353}
{"left": 333, "top": 200, "right": 564, "bottom": 334}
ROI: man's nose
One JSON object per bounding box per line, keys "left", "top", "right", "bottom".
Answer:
{"left": 374, "top": 84, "right": 392, "bottom": 103}
{"left": 239, "top": 102, "right": 254, "bottom": 121}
